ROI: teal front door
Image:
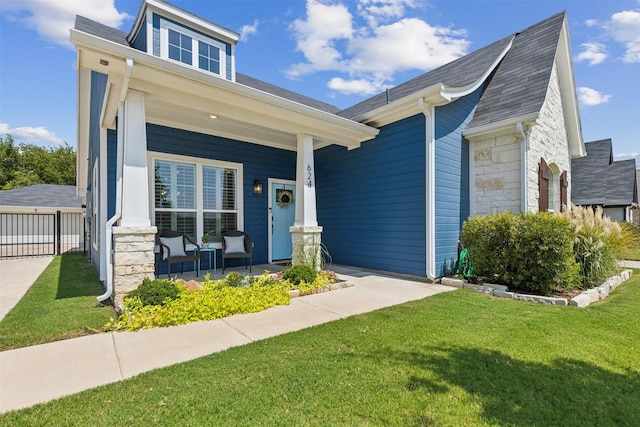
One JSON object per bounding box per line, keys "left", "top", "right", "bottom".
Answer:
{"left": 270, "top": 180, "right": 296, "bottom": 261}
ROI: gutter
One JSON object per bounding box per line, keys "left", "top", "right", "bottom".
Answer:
{"left": 516, "top": 122, "right": 529, "bottom": 213}
{"left": 418, "top": 98, "right": 436, "bottom": 280}
{"left": 98, "top": 57, "right": 133, "bottom": 303}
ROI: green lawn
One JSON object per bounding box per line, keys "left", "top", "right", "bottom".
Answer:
{"left": 1, "top": 270, "right": 638, "bottom": 425}
{"left": 0, "top": 255, "right": 115, "bottom": 351}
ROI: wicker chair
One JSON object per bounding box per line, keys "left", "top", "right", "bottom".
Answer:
{"left": 157, "top": 230, "right": 200, "bottom": 278}
{"left": 221, "top": 230, "right": 253, "bottom": 273}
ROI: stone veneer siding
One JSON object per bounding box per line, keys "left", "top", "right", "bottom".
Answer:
{"left": 525, "top": 61, "right": 571, "bottom": 213}
{"left": 471, "top": 60, "right": 571, "bottom": 215}
{"left": 112, "top": 226, "right": 157, "bottom": 306}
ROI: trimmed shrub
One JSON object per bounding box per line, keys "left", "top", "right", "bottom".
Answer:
{"left": 282, "top": 264, "right": 317, "bottom": 286}
{"left": 125, "top": 278, "right": 182, "bottom": 306}
{"left": 461, "top": 212, "right": 580, "bottom": 295}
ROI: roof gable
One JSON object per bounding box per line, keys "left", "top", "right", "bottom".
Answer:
{"left": 468, "top": 12, "right": 565, "bottom": 129}
{"left": 571, "top": 139, "right": 638, "bottom": 206}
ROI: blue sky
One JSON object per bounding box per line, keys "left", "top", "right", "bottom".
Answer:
{"left": 1, "top": 0, "right": 638, "bottom": 164}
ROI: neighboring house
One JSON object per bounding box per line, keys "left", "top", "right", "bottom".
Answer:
{"left": 635, "top": 169, "right": 640, "bottom": 228}
{"left": 0, "top": 184, "right": 85, "bottom": 257}
{"left": 71, "top": 0, "right": 585, "bottom": 304}
{"left": 571, "top": 139, "right": 638, "bottom": 222}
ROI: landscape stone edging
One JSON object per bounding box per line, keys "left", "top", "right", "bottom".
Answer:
{"left": 439, "top": 270, "right": 633, "bottom": 308}
{"left": 288, "top": 280, "right": 354, "bottom": 298}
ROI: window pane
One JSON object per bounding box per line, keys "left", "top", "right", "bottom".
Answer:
{"left": 203, "top": 212, "right": 238, "bottom": 242}
{"left": 168, "top": 29, "right": 192, "bottom": 65}
{"left": 202, "top": 166, "right": 236, "bottom": 210}
{"left": 168, "top": 29, "right": 180, "bottom": 46}
{"left": 155, "top": 160, "right": 195, "bottom": 209}
{"left": 197, "top": 41, "right": 220, "bottom": 74}
{"left": 155, "top": 211, "right": 196, "bottom": 242}
{"left": 168, "top": 45, "right": 181, "bottom": 62}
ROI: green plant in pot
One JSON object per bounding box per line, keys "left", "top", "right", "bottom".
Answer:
{"left": 201, "top": 233, "right": 211, "bottom": 248}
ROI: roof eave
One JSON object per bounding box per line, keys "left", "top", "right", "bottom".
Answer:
{"left": 72, "top": 29, "right": 378, "bottom": 151}
{"left": 463, "top": 113, "right": 541, "bottom": 140}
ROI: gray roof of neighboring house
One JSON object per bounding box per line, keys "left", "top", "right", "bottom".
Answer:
{"left": 571, "top": 139, "right": 638, "bottom": 207}
{"left": 74, "top": 10, "right": 567, "bottom": 132}
{"left": 0, "top": 185, "right": 83, "bottom": 209}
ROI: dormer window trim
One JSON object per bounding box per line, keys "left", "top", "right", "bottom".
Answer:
{"left": 159, "top": 19, "right": 227, "bottom": 78}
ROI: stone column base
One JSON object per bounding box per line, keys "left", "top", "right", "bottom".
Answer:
{"left": 289, "top": 225, "right": 323, "bottom": 270}
{"left": 112, "top": 225, "right": 157, "bottom": 306}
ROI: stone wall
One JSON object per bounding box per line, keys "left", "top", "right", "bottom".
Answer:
{"left": 525, "top": 61, "right": 572, "bottom": 213}
{"left": 112, "top": 225, "right": 157, "bottom": 306}
{"left": 470, "top": 60, "right": 572, "bottom": 215}
{"left": 471, "top": 134, "right": 522, "bottom": 214}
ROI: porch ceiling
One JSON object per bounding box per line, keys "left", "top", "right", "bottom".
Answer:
{"left": 73, "top": 30, "right": 379, "bottom": 152}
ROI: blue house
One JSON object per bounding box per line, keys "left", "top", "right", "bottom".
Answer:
{"left": 72, "top": 0, "right": 585, "bottom": 304}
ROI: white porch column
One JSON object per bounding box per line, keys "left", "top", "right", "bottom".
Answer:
{"left": 120, "top": 90, "right": 151, "bottom": 227}
{"left": 112, "top": 89, "right": 155, "bottom": 306}
{"left": 290, "top": 133, "right": 323, "bottom": 269}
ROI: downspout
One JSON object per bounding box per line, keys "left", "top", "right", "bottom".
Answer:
{"left": 516, "top": 122, "right": 529, "bottom": 213}
{"left": 418, "top": 98, "right": 436, "bottom": 280}
{"left": 98, "top": 57, "right": 133, "bottom": 302}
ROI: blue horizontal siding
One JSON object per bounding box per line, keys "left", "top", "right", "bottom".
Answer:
{"left": 316, "top": 114, "right": 426, "bottom": 276}
{"left": 146, "top": 124, "right": 296, "bottom": 269}
{"left": 434, "top": 86, "right": 483, "bottom": 276}
{"left": 131, "top": 16, "right": 147, "bottom": 52}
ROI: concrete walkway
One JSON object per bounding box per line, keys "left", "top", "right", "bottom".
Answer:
{"left": 0, "top": 264, "right": 454, "bottom": 413}
{"left": 0, "top": 256, "right": 54, "bottom": 321}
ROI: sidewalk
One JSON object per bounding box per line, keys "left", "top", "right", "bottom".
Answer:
{"left": 0, "top": 265, "right": 455, "bottom": 413}
{"left": 0, "top": 256, "right": 54, "bottom": 321}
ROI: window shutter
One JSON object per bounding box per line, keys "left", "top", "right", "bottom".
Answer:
{"left": 560, "top": 170, "right": 568, "bottom": 212}
{"left": 538, "top": 158, "right": 549, "bottom": 212}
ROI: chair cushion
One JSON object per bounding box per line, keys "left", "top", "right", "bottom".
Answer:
{"left": 224, "top": 235, "right": 246, "bottom": 254}
{"left": 160, "top": 236, "right": 186, "bottom": 260}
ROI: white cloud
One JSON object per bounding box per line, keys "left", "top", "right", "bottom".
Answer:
{"left": 585, "top": 19, "right": 598, "bottom": 27}
{"left": 605, "top": 9, "right": 640, "bottom": 63}
{"left": 0, "top": 0, "right": 129, "bottom": 47}
{"left": 577, "top": 87, "right": 612, "bottom": 106}
{"left": 0, "top": 122, "right": 65, "bottom": 145}
{"left": 239, "top": 19, "right": 259, "bottom": 42}
{"left": 287, "top": 0, "right": 469, "bottom": 95}
{"left": 328, "top": 77, "right": 388, "bottom": 95}
{"left": 614, "top": 152, "right": 640, "bottom": 164}
{"left": 574, "top": 42, "right": 607, "bottom": 65}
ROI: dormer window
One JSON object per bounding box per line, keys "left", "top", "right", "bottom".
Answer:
{"left": 160, "top": 20, "right": 226, "bottom": 77}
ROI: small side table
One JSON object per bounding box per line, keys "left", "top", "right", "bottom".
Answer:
{"left": 199, "top": 246, "right": 217, "bottom": 275}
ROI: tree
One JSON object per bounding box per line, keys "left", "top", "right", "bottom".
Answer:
{"left": 0, "top": 135, "right": 76, "bottom": 190}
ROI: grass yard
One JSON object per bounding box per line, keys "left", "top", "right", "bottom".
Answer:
{"left": 1, "top": 270, "right": 638, "bottom": 425}
{"left": 0, "top": 255, "right": 115, "bottom": 351}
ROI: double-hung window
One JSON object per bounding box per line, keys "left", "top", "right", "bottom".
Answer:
{"left": 151, "top": 153, "right": 242, "bottom": 244}
{"left": 160, "top": 20, "right": 226, "bottom": 78}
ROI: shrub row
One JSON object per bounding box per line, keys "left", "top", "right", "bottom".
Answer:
{"left": 461, "top": 211, "right": 580, "bottom": 295}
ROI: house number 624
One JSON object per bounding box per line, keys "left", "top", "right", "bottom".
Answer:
{"left": 306, "top": 164, "right": 313, "bottom": 188}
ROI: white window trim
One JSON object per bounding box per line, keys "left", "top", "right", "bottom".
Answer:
{"left": 148, "top": 151, "right": 244, "bottom": 243}
{"left": 92, "top": 159, "right": 99, "bottom": 250}
{"left": 159, "top": 19, "right": 226, "bottom": 78}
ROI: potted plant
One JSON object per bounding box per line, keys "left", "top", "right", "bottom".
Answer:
{"left": 201, "top": 233, "right": 210, "bottom": 248}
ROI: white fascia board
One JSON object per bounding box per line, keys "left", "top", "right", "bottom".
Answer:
{"left": 71, "top": 29, "right": 378, "bottom": 147}
{"left": 440, "top": 36, "right": 514, "bottom": 101}
{"left": 463, "top": 113, "right": 540, "bottom": 141}
{"left": 131, "top": 0, "right": 240, "bottom": 44}
{"left": 354, "top": 85, "right": 446, "bottom": 127}
{"left": 556, "top": 17, "right": 586, "bottom": 159}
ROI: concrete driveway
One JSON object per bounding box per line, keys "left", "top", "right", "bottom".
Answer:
{"left": 0, "top": 256, "right": 54, "bottom": 320}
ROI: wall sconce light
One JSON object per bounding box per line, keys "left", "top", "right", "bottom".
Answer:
{"left": 253, "top": 180, "right": 263, "bottom": 195}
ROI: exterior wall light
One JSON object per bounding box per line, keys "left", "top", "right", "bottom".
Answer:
{"left": 253, "top": 180, "right": 263, "bottom": 195}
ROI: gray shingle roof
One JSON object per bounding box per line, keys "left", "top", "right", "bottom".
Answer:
{"left": 0, "top": 185, "right": 83, "bottom": 209}
{"left": 469, "top": 12, "right": 565, "bottom": 129}
{"left": 75, "top": 10, "right": 569, "bottom": 134}
{"left": 337, "top": 35, "right": 514, "bottom": 120}
{"left": 571, "top": 139, "right": 638, "bottom": 206}
{"left": 75, "top": 15, "right": 129, "bottom": 46}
